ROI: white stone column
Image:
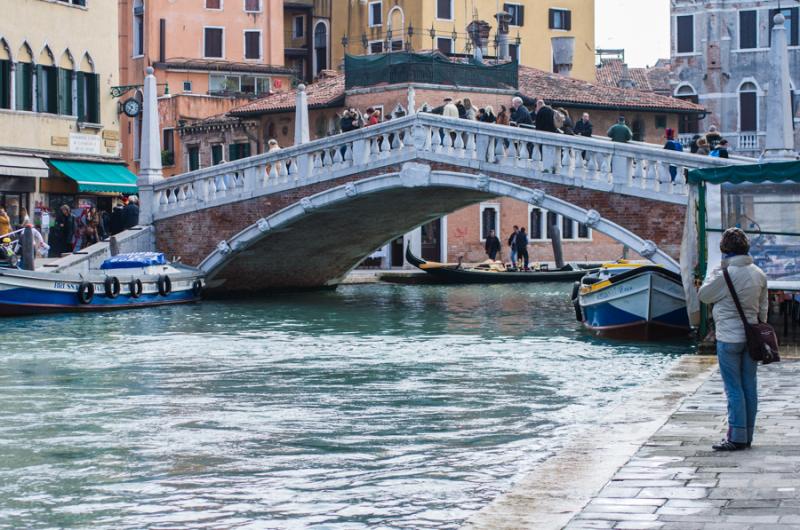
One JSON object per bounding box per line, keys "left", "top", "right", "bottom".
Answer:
{"left": 294, "top": 83, "right": 310, "bottom": 146}
{"left": 764, "top": 12, "right": 797, "bottom": 160}
{"left": 137, "top": 66, "right": 163, "bottom": 225}
{"left": 407, "top": 85, "right": 416, "bottom": 115}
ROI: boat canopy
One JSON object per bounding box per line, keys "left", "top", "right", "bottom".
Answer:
{"left": 687, "top": 160, "right": 800, "bottom": 185}
{"left": 100, "top": 252, "right": 167, "bottom": 270}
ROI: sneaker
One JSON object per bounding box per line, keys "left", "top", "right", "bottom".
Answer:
{"left": 712, "top": 439, "right": 748, "bottom": 451}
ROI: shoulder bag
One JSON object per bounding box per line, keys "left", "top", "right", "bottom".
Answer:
{"left": 722, "top": 268, "right": 780, "bottom": 365}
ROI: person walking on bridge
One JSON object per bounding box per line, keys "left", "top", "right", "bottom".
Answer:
{"left": 607, "top": 116, "right": 633, "bottom": 143}
{"left": 699, "top": 228, "right": 768, "bottom": 451}
{"left": 485, "top": 229, "right": 501, "bottom": 261}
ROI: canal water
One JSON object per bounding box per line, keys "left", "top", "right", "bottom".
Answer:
{"left": 0, "top": 283, "right": 691, "bottom": 529}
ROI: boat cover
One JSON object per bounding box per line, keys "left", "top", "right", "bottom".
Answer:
{"left": 100, "top": 252, "right": 167, "bottom": 270}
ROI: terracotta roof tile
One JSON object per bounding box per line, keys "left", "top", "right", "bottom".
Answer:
{"left": 230, "top": 73, "right": 345, "bottom": 116}
{"left": 595, "top": 59, "right": 672, "bottom": 95}
{"left": 519, "top": 65, "right": 701, "bottom": 113}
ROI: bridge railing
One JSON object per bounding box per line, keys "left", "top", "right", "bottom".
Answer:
{"left": 152, "top": 113, "right": 750, "bottom": 220}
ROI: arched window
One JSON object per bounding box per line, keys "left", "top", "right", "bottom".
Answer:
{"left": 16, "top": 42, "right": 34, "bottom": 111}
{"left": 674, "top": 84, "right": 699, "bottom": 134}
{"left": 313, "top": 21, "right": 328, "bottom": 76}
{"left": 77, "top": 52, "right": 99, "bottom": 123}
{"left": 37, "top": 46, "right": 58, "bottom": 114}
{"left": 58, "top": 50, "right": 75, "bottom": 116}
{"left": 739, "top": 81, "right": 758, "bottom": 132}
{"left": 0, "top": 39, "right": 11, "bottom": 110}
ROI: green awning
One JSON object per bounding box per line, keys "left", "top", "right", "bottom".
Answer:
{"left": 49, "top": 159, "right": 138, "bottom": 194}
{"left": 687, "top": 160, "right": 800, "bottom": 185}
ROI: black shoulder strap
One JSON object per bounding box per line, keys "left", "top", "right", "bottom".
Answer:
{"left": 722, "top": 267, "right": 750, "bottom": 327}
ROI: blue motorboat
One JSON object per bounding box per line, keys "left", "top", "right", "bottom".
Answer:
{"left": 0, "top": 252, "right": 204, "bottom": 316}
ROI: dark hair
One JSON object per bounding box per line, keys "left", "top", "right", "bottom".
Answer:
{"left": 720, "top": 227, "right": 750, "bottom": 255}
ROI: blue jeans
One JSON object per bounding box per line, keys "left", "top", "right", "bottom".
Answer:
{"left": 510, "top": 249, "right": 517, "bottom": 267}
{"left": 717, "top": 341, "right": 758, "bottom": 444}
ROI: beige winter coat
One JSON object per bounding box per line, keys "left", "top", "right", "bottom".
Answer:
{"left": 698, "top": 255, "right": 768, "bottom": 343}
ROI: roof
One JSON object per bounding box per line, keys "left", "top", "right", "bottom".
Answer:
{"left": 155, "top": 58, "right": 295, "bottom": 76}
{"left": 518, "top": 65, "right": 703, "bottom": 114}
{"left": 595, "top": 59, "right": 672, "bottom": 95}
{"left": 229, "top": 72, "right": 345, "bottom": 116}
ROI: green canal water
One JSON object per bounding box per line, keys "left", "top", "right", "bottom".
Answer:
{"left": 0, "top": 283, "right": 692, "bottom": 529}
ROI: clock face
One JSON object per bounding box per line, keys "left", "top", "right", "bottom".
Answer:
{"left": 123, "top": 98, "right": 141, "bottom": 117}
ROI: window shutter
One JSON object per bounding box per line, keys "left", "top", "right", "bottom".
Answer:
{"left": 36, "top": 64, "right": 45, "bottom": 113}
{"left": 564, "top": 10, "right": 571, "bottom": 30}
{"left": 77, "top": 71, "right": 85, "bottom": 121}
{"left": 548, "top": 9, "right": 555, "bottom": 29}
{"left": 0, "top": 61, "right": 8, "bottom": 109}
{"left": 793, "top": 8, "right": 800, "bottom": 46}
{"left": 739, "top": 11, "right": 757, "bottom": 49}
{"left": 242, "top": 143, "right": 251, "bottom": 158}
{"left": 91, "top": 73, "right": 100, "bottom": 123}
{"left": 518, "top": 5, "right": 525, "bottom": 26}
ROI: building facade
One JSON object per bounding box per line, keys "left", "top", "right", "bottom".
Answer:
{"left": 670, "top": 0, "right": 800, "bottom": 156}
{"left": 283, "top": 0, "right": 333, "bottom": 82}
{"left": 0, "top": 0, "right": 128, "bottom": 229}
{"left": 330, "top": 0, "right": 596, "bottom": 81}
{"left": 118, "top": 0, "right": 293, "bottom": 177}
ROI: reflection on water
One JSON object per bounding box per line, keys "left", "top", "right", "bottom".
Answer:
{"left": 0, "top": 284, "right": 691, "bottom": 529}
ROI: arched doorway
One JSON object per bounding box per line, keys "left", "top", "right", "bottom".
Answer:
{"left": 313, "top": 21, "right": 328, "bottom": 76}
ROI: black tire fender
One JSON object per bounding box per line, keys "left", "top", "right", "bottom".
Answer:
{"left": 104, "top": 276, "right": 121, "bottom": 298}
{"left": 571, "top": 281, "right": 583, "bottom": 322}
{"left": 77, "top": 282, "right": 94, "bottom": 304}
{"left": 191, "top": 279, "right": 203, "bottom": 297}
{"left": 157, "top": 275, "right": 172, "bottom": 296}
{"left": 129, "top": 279, "right": 143, "bottom": 298}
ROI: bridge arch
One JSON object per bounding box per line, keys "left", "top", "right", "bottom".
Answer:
{"left": 196, "top": 163, "right": 677, "bottom": 293}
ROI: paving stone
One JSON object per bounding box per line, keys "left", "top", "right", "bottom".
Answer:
{"left": 613, "top": 522, "right": 664, "bottom": 529}
{"left": 589, "top": 498, "right": 666, "bottom": 507}
{"left": 575, "top": 512, "right": 659, "bottom": 522}
{"left": 654, "top": 505, "right": 719, "bottom": 516}
{"left": 582, "top": 503, "right": 657, "bottom": 514}
{"left": 636, "top": 487, "right": 708, "bottom": 500}
{"left": 564, "top": 521, "right": 615, "bottom": 529}
{"left": 596, "top": 487, "right": 642, "bottom": 498}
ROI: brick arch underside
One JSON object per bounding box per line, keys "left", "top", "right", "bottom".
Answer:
{"left": 154, "top": 167, "right": 686, "bottom": 294}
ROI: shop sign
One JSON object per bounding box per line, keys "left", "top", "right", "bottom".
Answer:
{"left": 69, "top": 133, "right": 102, "bottom": 155}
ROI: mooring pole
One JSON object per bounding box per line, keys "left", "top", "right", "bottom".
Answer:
{"left": 21, "top": 226, "right": 34, "bottom": 271}
{"left": 551, "top": 224, "right": 565, "bottom": 269}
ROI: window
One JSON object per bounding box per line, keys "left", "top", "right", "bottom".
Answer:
{"left": 437, "top": 0, "right": 453, "bottom": 20}
{"left": 655, "top": 115, "right": 667, "bottom": 129}
{"left": 162, "top": 128, "right": 175, "bottom": 166}
{"left": 314, "top": 22, "right": 328, "bottom": 74}
{"left": 293, "top": 16, "right": 305, "bottom": 39}
{"left": 15, "top": 62, "right": 33, "bottom": 111}
{"left": 77, "top": 72, "right": 100, "bottom": 123}
{"left": 0, "top": 60, "right": 10, "bottom": 110}
{"left": 244, "top": 0, "right": 260, "bottom": 12}
{"left": 436, "top": 37, "right": 453, "bottom": 55}
{"left": 188, "top": 146, "right": 200, "bottom": 171}
{"left": 228, "top": 142, "right": 251, "bottom": 161}
{"left": 205, "top": 0, "right": 222, "bottom": 9}
{"left": 37, "top": 65, "right": 58, "bottom": 114}
{"left": 212, "top": 144, "right": 224, "bottom": 165}
{"left": 133, "top": 0, "right": 144, "bottom": 56}
{"left": 530, "top": 208, "right": 543, "bottom": 240}
{"left": 209, "top": 74, "right": 269, "bottom": 95}
{"left": 739, "top": 82, "right": 758, "bottom": 132}
{"left": 504, "top": 4, "right": 525, "bottom": 27}
{"left": 770, "top": 8, "right": 800, "bottom": 47}
{"left": 244, "top": 30, "right": 261, "bottom": 59}
{"left": 369, "top": 1, "right": 383, "bottom": 27}
{"left": 562, "top": 216, "right": 574, "bottom": 239}
{"left": 58, "top": 68, "right": 74, "bottom": 115}
{"left": 480, "top": 204, "right": 499, "bottom": 241}
{"left": 368, "top": 41, "right": 383, "bottom": 54}
{"left": 676, "top": 15, "right": 694, "bottom": 53}
{"left": 391, "top": 39, "right": 403, "bottom": 52}
{"left": 675, "top": 85, "right": 699, "bottom": 134}
{"left": 548, "top": 9, "right": 570, "bottom": 30}
{"left": 183, "top": 80, "right": 192, "bottom": 92}
{"left": 204, "top": 27, "right": 224, "bottom": 58}
{"left": 739, "top": 10, "right": 758, "bottom": 49}
{"left": 546, "top": 211, "right": 558, "bottom": 239}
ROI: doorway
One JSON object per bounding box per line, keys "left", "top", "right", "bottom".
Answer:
{"left": 421, "top": 218, "right": 442, "bottom": 262}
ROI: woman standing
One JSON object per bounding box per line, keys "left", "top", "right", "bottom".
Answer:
{"left": 495, "top": 105, "right": 510, "bottom": 126}
{"left": 699, "top": 228, "right": 768, "bottom": 451}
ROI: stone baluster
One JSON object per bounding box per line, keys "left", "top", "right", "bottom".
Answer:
{"left": 431, "top": 127, "right": 442, "bottom": 152}
{"left": 391, "top": 132, "right": 402, "bottom": 150}
{"left": 370, "top": 137, "right": 381, "bottom": 155}
{"left": 530, "top": 143, "right": 542, "bottom": 171}
{"left": 476, "top": 134, "right": 490, "bottom": 162}
{"left": 542, "top": 145, "right": 557, "bottom": 173}
{"left": 278, "top": 160, "right": 289, "bottom": 183}
{"left": 288, "top": 156, "right": 299, "bottom": 178}
{"left": 494, "top": 136, "right": 505, "bottom": 161}
{"left": 599, "top": 153, "right": 610, "bottom": 182}
{"left": 380, "top": 134, "right": 391, "bottom": 153}
{"left": 343, "top": 143, "right": 353, "bottom": 162}
{"left": 454, "top": 130, "right": 465, "bottom": 150}
{"left": 561, "top": 146, "right": 573, "bottom": 176}
{"left": 333, "top": 146, "right": 344, "bottom": 164}
{"left": 442, "top": 130, "right": 453, "bottom": 150}
{"left": 505, "top": 140, "right": 518, "bottom": 165}
{"left": 268, "top": 162, "right": 279, "bottom": 183}
{"left": 553, "top": 147, "right": 563, "bottom": 174}
{"left": 645, "top": 159, "right": 658, "bottom": 190}
{"left": 465, "top": 132, "right": 476, "bottom": 158}
{"left": 167, "top": 187, "right": 177, "bottom": 205}
{"left": 632, "top": 157, "right": 644, "bottom": 187}
{"left": 177, "top": 185, "right": 187, "bottom": 203}
{"left": 313, "top": 152, "right": 323, "bottom": 169}
{"left": 611, "top": 153, "right": 632, "bottom": 186}
{"left": 158, "top": 190, "right": 168, "bottom": 209}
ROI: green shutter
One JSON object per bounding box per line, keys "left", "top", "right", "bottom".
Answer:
{"left": 16, "top": 62, "right": 32, "bottom": 111}
{"left": 36, "top": 64, "right": 44, "bottom": 112}
{"left": 58, "top": 68, "right": 73, "bottom": 115}
{"left": 77, "top": 71, "right": 85, "bottom": 121}
{"left": 0, "top": 60, "right": 9, "bottom": 109}
{"left": 242, "top": 143, "right": 251, "bottom": 158}
{"left": 91, "top": 73, "right": 100, "bottom": 123}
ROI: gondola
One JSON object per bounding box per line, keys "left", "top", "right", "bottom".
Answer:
{"left": 406, "top": 246, "right": 591, "bottom": 284}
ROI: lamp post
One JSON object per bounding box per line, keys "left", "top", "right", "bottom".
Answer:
{"left": 406, "top": 23, "right": 414, "bottom": 51}
{"left": 429, "top": 24, "right": 435, "bottom": 51}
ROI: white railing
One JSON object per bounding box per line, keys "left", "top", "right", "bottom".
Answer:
{"left": 737, "top": 133, "right": 760, "bottom": 151}
{"left": 152, "top": 114, "right": 753, "bottom": 221}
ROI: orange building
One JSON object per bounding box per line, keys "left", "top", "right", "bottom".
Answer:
{"left": 118, "top": 0, "right": 293, "bottom": 176}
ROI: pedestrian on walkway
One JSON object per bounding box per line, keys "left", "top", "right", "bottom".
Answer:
{"left": 695, "top": 137, "right": 710, "bottom": 156}
{"left": 485, "top": 229, "right": 501, "bottom": 261}
{"left": 534, "top": 99, "right": 557, "bottom": 133}
{"left": 510, "top": 97, "right": 533, "bottom": 126}
{"left": 699, "top": 228, "right": 768, "bottom": 451}
{"left": 496, "top": 105, "right": 510, "bottom": 126}
{"left": 515, "top": 227, "right": 530, "bottom": 270}
{"left": 663, "top": 128, "right": 684, "bottom": 182}
{"left": 463, "top": 98, "right": 478, "bottom": 120}
{"left": 607, "top": 116, "right": 633, "bottom": 143}
{"left": 442, "top": 97, "right": 460, "bottom": 119}
{"left": 574, "top": 113, "right": 593, "bottom": 137}
{"left": 507, "top": 225, "right": 519, "bottom": 269}
{"left": 0, "top": 206, "right": 10, "bottom": 237}
{"left": 704, "top": 125, "right": 723, "bottom": 149}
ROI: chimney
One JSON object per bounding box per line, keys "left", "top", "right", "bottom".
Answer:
{"left": 617, "top": 63, "right": 636, "bottom": 89}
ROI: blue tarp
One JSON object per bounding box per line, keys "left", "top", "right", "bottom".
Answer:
{"left": 100, "top": 252, "right": 167, "bottom": 270}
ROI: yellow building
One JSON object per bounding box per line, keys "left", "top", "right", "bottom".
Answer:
{"left": 330, "top": 0, "right": 595, "bottom": 82}
{"left": 0, "top": 0, "right": 129, "bottom": 228}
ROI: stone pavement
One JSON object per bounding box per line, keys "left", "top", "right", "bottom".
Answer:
{"left": 565, "top": 359, "right": 800, "bottom": 529}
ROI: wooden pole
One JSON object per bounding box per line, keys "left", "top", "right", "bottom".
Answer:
{"left": 551, "top": 224, "right": 564, "bottom": 269}
{"left": 21, "top": 226, "right": 34, "bottom": 271}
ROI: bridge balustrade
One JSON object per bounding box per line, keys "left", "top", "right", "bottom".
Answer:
{"left": 152, "top": 114, "right": 750, "bottom": 221}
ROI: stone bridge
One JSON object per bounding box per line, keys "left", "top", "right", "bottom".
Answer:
{"left": 145, "top": 113, "right": 747, "bottom": 293}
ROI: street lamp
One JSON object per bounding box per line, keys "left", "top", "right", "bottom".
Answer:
{"left": 361, "top": 33, "right": 368, "bottom": 52}
{"left": 429, "top": 24, "right": 436, "bottom": 50}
